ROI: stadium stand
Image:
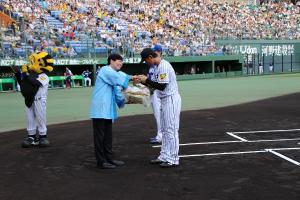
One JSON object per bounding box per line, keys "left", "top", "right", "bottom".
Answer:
{"left": 0, "top": 0, "right": 299, "bottom": 58}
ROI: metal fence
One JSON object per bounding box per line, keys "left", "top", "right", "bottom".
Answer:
{"left": 243, "top": 53, "right": 300, "bottom": 75}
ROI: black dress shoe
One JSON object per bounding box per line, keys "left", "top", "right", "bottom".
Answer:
{"left": 150, "top": 159, "right": 164, "bottom": 164}
{"left": 99, "top": 162, "right": 116, "bottom": 169}
{"left": 108, "top": 160, "right": 125, "bottom": 166}
{"left": 160, "top": 162, "right": 179, "bottom": 168}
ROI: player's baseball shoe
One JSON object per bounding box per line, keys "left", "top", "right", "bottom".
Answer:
{"left": 150, "top": 158, "right": 164, "bottom": 164}
{"left": 98, "top": 162, "right": 116, "bottom": 169}
{"left": 160, "top": 162, "right": 179, "bottom": 168}
{"left": 150, "top": 138, "right": 161, "bottom": 144}
{"left": 39, "top": 138, "right": 50, "bottom": 147}
{"left": 108, "top": 160, "right": 125, "bottom": 166}
{"left": 22, "top": 137, "right": 39, "bottom": 148}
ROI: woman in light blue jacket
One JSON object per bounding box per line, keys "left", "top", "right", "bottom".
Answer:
{"left": 90, "top": 54, "right": 135, "bottom": 169}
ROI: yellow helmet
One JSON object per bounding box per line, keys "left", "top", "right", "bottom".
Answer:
{"left": 28, "top": 52, "right": 54, "bottom": 73}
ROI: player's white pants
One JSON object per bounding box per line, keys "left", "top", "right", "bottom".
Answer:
{"left": 84, "top": 78, "right": 91, "bottom": 87}
{"left": 26, "top": 98, "right": 47, "bottom": 136}
{"left": 16, "top": 83, "right": 21, "bottom": 92}
{"left": 158, "top": 93, "right": 181, "bottom": 165}
{"left": 259, "top": 66, "right": 264, "bottom": 74}
{"left": 151, "top": 90, "right": 162, "bottom": 141}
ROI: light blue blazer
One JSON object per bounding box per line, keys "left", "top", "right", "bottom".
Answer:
{"left": 90, "top": 65, "right": 130, "bottom": 120}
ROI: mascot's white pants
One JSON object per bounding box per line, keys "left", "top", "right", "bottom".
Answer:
{"left": 26, "top": 97, "right": 47, "bottom": 136}
{"left": 151, "top": 90, "right": 162, "bottom": 141}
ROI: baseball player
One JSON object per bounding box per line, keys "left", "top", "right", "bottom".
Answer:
{"left": 90, "top": 53, "right": 137, "bottom": 169}
{"left": 13, "top": 52, "right": 54, "bottom": 148}
{"left": 148, "top": 44, "right": 163, "bottom": 144}
{"left": 82, "top": 69, "right": 92, "bottom": 87}
{"left": 96, "top": 66, "right": 101, "bottom": 76}
{"left": 138, "top": 48, "right": 181, "bottom": 168}
{"left": 64, "top": 67, "right": 73, "bottom": 88}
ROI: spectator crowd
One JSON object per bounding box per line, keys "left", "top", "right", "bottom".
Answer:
{"left": 0, "top": 0, "right": 299, "bottom": 58}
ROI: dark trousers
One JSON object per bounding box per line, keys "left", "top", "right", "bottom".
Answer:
{"left": 92, "top": 118, "right": 113, "bottom": 166}
{"left": 66, "top": 76, "right": 72, "bottom": 88}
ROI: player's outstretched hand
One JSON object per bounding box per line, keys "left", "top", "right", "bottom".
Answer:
{"left": 131, "top": 75, "right": 141, "bottom": 84}
{"left": 137, "top": 75, "right": 147, "bottom": 83}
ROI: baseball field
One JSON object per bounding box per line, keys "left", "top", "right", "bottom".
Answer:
{"left": 0, "top": 73, "right": 300, "bottom": 200}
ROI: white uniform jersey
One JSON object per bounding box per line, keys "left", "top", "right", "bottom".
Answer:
{"left": 154, "top": 59, "right": 178, "bottom": 98}
{"left": 35, "top": 73, "right": 49, "bottom": 99}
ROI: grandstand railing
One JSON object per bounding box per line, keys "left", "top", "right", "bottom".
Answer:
{"left": 0, "top": 36, "right": 226, "bottom": 59}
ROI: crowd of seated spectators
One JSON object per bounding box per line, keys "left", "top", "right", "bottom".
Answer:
{"left": 0, "top": 0, "right": 299, "bottom": 59}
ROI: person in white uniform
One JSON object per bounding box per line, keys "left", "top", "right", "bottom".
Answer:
{"left": 138, "top": 48, "right": 181, "bottom": 168}
{"left": 258, "top": 62, "right": 264, "bottom": 74}
{"left": 82, "top": 69, "right": 92, "bottom": 87}
{"left": 148, "top": 45, "right": 163, "bottom": 144}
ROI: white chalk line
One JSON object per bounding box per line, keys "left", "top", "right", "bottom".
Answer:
{"left": 267, "top": 149, "right": 300, "bottom": 166}
{"left": 226, "top": 132, "right": 248, "bottom": 142}
{"left": 153, "top": 129, "right": 300, "bottom": 166}
{"left": 179, "top": 147, "right": 300, "bottom": 167}
{"left": 230, "top": 128, "right": 300, "bottom": 134}
{"left": 179, "top": 150, "right": 266, "bottom": 158}
{"left": 152, "top": 138, "right": 300, "bottom": 148}
{"left": 268, "top": 147, "right": 300, "bottom": 151}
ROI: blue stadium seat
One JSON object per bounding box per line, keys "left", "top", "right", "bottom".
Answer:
{"left": 50, "top": 10, "right": 62, "bottom": 18}
{"left": 95, "top": 47, "right": 108, "bottom": 54}
{"left": 15, "top": 48, "right": 26, "bottom": 57}
{"left": 33, "top": 40, "right": 41, "bottom": 45}
{"left": 2, "top": 42, "right": 11, "bottom": 48}
{"left": 214, "top": 52, "right": 225, "bottom": 56}
{"left": 74, "top": 47, "right": 88, "bottom": 53}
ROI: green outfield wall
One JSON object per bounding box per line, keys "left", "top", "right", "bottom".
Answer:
{"left": 216, "top": 40, "right": 300, "bottom": 74}
{"left": 0, "top": 55, "right": 244, "bottom": 91}
{"left": 0, "top": 55, "right": 244, "bottom": 66}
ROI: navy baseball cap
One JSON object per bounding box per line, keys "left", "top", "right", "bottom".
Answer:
{"left": 152, "top": 44, "right": 162, "bottom": 52}
{"left": 140, "top": 48, "right": 156, "bottom": 63}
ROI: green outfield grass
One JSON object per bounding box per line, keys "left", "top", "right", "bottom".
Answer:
{"left": 0, "top": 73, "right": 300, "bottom": 133}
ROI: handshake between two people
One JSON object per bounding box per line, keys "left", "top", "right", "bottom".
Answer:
{"left": 131, "top": 75, "right": 148, "bottom": 84}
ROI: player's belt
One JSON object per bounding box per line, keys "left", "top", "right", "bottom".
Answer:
{"left": 34, "top": 97, "right": 46, "bottom": 101}
{"left": 160, "top": 92, "right": 179, "bottom": 99}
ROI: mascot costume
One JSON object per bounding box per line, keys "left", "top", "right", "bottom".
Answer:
{"left": 14, "top": 52, "right": 54, "bottom": 148}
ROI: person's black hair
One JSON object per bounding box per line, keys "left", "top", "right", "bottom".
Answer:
{"left": 140, "top": 48, "right": 158, "bottom": 63}
{"left": 107, "top": 53, "right": 123, "bottom": 65}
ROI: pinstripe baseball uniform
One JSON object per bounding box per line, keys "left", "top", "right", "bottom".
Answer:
{"left": 148, "top": 65, "right": 162, "bottom": 142}
{"left": 26, "top": 73, "right": 49, "bottom": 136}
{"left": 153, "top": 59, "right": 181, "bottom": 165}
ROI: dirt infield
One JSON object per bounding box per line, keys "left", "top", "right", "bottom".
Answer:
{"left": 1, "top": 93, "right": 300, "bottom": 200}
